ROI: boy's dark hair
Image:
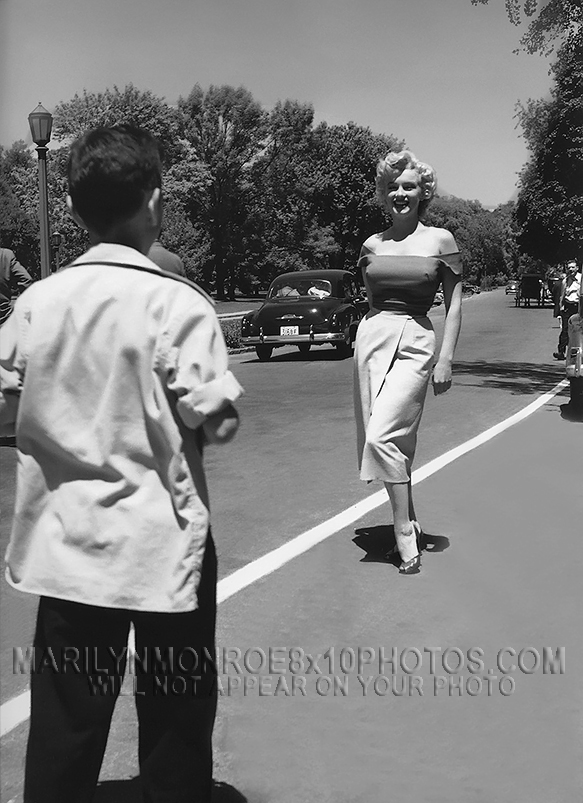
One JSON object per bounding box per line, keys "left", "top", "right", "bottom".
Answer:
{"left": 67, "top": 125, "right": 162, "bottom": 232}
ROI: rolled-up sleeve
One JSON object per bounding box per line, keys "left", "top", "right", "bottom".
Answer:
{"left": 162, "top": 295, "right": 243, "bottom": 430}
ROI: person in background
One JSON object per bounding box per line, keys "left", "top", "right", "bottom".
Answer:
{"left": 551, "top": 270, "right": 565, "bottom": 315}
{"left": 0, "top": 247, "right": 33, "bottom": 327}
{"left": 0, "top": 125, "right": 242, "bottom": 803}
{"left": 554, "top": 260, "right": 582, "bottom": 360}
{"left": 354, "top": 150, "right": 462, "bottom": 575}
{"left": 148, "top": 237, "right": 186, "bottom": 276}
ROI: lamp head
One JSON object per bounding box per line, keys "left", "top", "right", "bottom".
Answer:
{"left": 28, "top": 103, "right": 53, "bottom": 147}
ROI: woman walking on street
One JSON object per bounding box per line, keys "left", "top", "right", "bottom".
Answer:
{"left": 354, "top": 151, "right": 462, "bottom": 574}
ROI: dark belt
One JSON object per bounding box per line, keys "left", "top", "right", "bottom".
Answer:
{"left": 563, "top": 301, "right": 578, "bottom": 311}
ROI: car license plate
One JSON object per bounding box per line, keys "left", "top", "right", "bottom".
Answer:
{"left": 280, "top": 326, "right": 299, "bottom": 336}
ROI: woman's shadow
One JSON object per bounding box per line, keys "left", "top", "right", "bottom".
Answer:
{"left": 94, "top": 778, "right": 248, "bottom": 802}
{"left": 353, "top": 524, "right": 450, "bottom": 564}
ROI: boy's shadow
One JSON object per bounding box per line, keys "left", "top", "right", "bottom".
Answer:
{"left": 560, "top": 402, "right": 583, "bottom": 422}
{"left": 353, "top": 524, "right": 450, "bottom": 564}
{"left": 94, "top": 778, "right": 248, "bottom": 802}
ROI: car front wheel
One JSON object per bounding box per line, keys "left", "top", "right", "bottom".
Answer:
{"left": 255, "top": 345, "right": 273, "bottom": 361}
{"left": 335, "top": 330, "right": 352, "bottom": 359}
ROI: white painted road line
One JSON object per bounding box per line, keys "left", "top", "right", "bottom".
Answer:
{"left": 217, "top": 378, "right": 568, "bottom": 603}
{"left": 0, "top": 691, "right": 31, "bottom": 739}
{"left": 0, "top": 378, "right": 568, "bottom": 739}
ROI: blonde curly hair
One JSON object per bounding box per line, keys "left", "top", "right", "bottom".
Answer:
{"left": 376, "top": 150, "right": 437, "bottom": 216}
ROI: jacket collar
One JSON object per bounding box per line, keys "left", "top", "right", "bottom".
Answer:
{"left": 70, "top": 243, "right": 161, "bottom": 271}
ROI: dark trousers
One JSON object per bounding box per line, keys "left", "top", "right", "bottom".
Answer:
{"left": 24, "top": 537, "right": 218, "bottom": 803}
{"left": 558, "top": 302, "right": 579, "bottom": 354}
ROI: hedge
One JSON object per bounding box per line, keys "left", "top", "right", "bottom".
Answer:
{"left": 219, "top": 318, "right": 243, "bottom": 350}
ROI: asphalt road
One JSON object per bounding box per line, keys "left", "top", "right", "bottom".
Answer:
{"left": 204, "top": 288, "right": 566, "bottom": 581}
{"left": 1, "top": 289, "right": 580, "bottom": 802}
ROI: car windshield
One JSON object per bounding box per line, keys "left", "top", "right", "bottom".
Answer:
{"left": 268, "top": 277, "right": 333, "bottom": 300}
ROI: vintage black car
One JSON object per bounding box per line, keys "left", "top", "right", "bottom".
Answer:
{"left": 241, "top": 270, "right": 366, "bottom": 360}
{"left": 516, "top": 274, "right": 544, "bottom": 307}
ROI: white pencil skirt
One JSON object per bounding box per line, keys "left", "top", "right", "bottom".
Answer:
{"left": 354, "top": 310, "right": 436, "bottom": 483}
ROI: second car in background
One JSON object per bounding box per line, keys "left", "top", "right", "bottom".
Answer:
{"left": 241, "top": 270, "right": 367, "bottom": 360}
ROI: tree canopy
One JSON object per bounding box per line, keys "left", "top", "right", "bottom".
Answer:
{"left": 513, "top": 29, "right": 583, "bottom": 263}
{"left": 54, "top": 84, "right": 185, "bottom": 164}
{"left": 1, "top": 82, "right": 520, "bottom": 291}
{"left": 471, "top": 0, "right": 582, "bottom": 54}
{"left": 177, "top": 84, "right": 268, "bottom": 297}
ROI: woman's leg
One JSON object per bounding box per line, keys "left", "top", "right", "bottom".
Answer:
{"left": 406, "top": 481, "right": 417, "bottom": 523}
{"left": 384, "top": 481, "right": 418, "bottom": 563}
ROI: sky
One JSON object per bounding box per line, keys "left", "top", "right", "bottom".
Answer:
{"left": 0, "top": 0, "right": 555, "bottom": 207}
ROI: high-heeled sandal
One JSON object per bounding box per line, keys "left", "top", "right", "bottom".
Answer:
{"left": 398, "top": 552, "right": 421, "bottom": 574}
{"left": 385, "top": 521, "right": 424, "bottom": 560}
{"left": 385, "top": 522, "right": 422, "bottom": 574}
{"left": 412, "top": 520, "right": 425, "bottom": 552}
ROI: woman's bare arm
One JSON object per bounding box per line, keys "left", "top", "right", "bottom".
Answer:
{"left": 432, "top": 234, "right": 462, "bottom": 396}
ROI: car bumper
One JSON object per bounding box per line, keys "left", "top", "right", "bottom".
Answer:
{"left": 241, "top": 332, "right": 346, "bottom": 345}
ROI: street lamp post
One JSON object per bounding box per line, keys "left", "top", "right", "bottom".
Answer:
{"left": 28, "top": 103, "right": 53, "bottom": 279}
{"left": 51, "top": 230, "right": 62, "bottom": 272}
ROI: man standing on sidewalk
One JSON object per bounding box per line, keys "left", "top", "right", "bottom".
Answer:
{"left": 0, "top": 125, "right": 243, "bottom": 803}
{"left": 0, "top": 247, "right": 33, "bottom": 327}
{"left": 554, "top": 260, "right": 581, "bottom": 360}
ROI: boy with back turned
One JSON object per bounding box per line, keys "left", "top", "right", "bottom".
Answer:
{"left": 0, "top": 125, "right": 242, "bottom": 802}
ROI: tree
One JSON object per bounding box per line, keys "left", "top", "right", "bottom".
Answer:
{"left": 53, "top": 85, "right": 185, "bottom": 165}
{"left": 178, "top": 84, "right": 268, "bottom": 298}
{"left": 53, "top": 84, "right": 219, "bottom": 272}
{"left": 45, "top": 146, "right": 91, "bottom": 268}
{"left": 1, "top": 85, "right": 189, "bottom": 277}
{"left": 156, "top": 144, "right": 213, "bottom": 284}
{"left": 8, "top": 79, "right": 518, "bottom": 294}
{"left": 0, "top": 143, "right": 41, "bottom": 275}
{"left": 513, "top": 31, "right": 583, "bottom": 263}
{"left": 309, "top": 122, "right": 403, "bottom": 269}
{"left": 242, "top": 100, "right": 326, "bottom": 286}
{"left": 425, "top": 196, "right": 511, "bottom": 283}
{"left": 0, "top": 140, "right": 89, "bottom": 277}
{"left": 493, "top": 201, "right": 523, "bottom": 276}
{"left": 471, "top": 0, "right": 582, "bottom": 54}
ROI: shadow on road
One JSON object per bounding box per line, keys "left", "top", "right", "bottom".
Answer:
{"left": 452, "top": 360, "right": 564, "bottom": 395}
{"left": 242, "top": 347, "right": 350, "bottom": 364}
{"left": 94, "top": 778, "right": 141, "bottom": 802}
{"left": 94, "top": 778, "right": 248, "bottom": 802}
{"left": 353, "top": 525, "right": 450, "bottom": 564}
{"left": 559, "top": 402, "right": 583, "bottom": 422}
{"left": 240, "top": 356, "right": 566, "bottom": 389}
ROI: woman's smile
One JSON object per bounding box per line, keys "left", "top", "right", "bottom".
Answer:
{"left": 387, "top": 168, "right": 422, "bottom": 217}
{"left": 392, "top": 195, "right": 411, "bottom": 214}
